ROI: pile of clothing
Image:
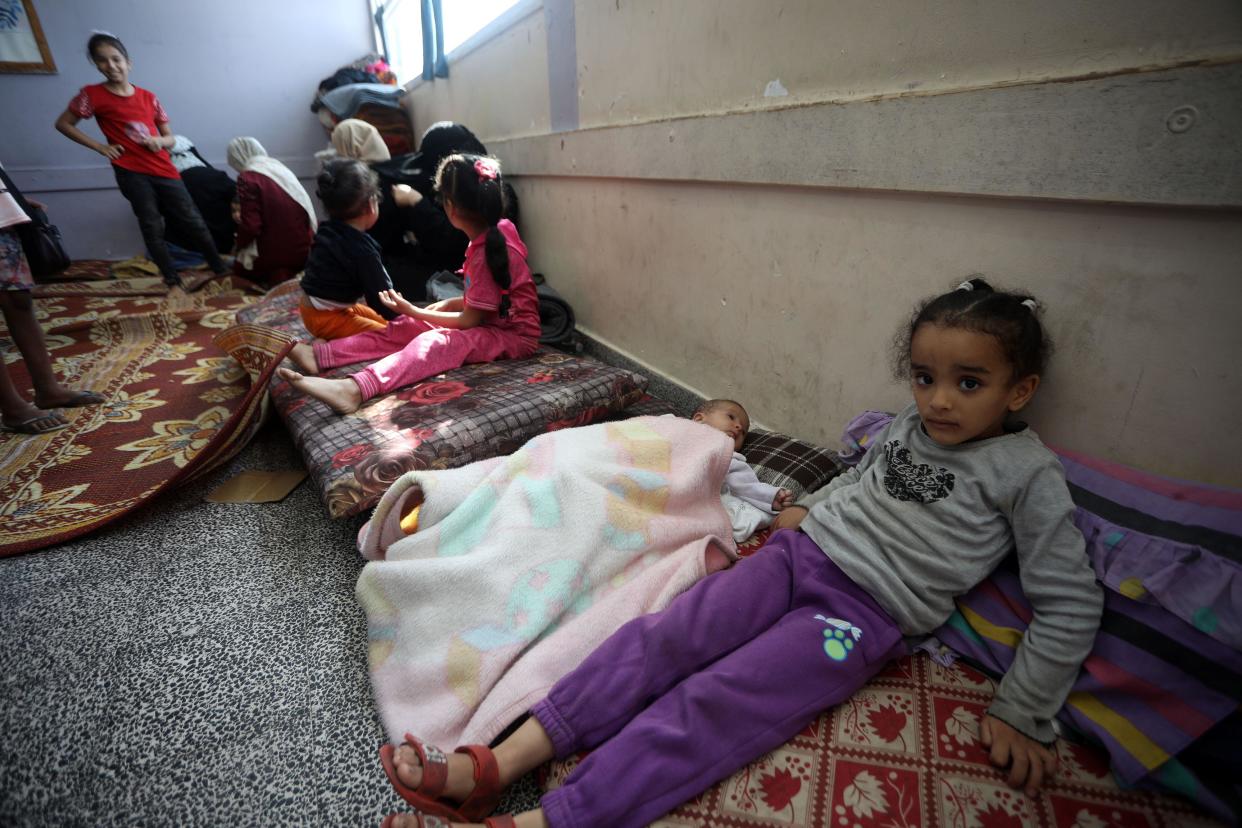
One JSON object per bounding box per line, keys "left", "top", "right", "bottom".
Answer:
{"left": 311, "top": 62, "right": 412, "bottom": 156}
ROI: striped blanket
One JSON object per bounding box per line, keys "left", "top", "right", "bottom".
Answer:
{"left": 937, "top": 448, "right": 1242, "bottom": 822}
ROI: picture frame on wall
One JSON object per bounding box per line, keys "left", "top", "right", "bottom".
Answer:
{"left": 0, "top": 0, "right": 56, "bottom": 74}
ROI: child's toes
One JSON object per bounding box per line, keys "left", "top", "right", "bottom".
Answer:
{"left": 393, "top": 746, "right": 423, "bottom": 788}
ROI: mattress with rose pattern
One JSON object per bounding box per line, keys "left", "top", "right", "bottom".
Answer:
{"left": 235, "top": 281, "right": 650, "bottom": 518}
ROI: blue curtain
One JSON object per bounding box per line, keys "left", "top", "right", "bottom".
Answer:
{"left": 421, "top": 0, "right": 448, "bottom": 80}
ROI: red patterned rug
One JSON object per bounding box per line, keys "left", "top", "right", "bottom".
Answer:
{"left": 0, "top": 267, "right": 293, "bottom": 556}
{"left": 541, "top": 652, "right": 1221, "bottom": 827}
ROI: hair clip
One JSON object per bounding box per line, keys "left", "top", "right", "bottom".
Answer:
{"left": 956, "top": 281, "right": 975, "bottom": 291}
{"left": 474, "top": 158, "right": 499, "bottom": 181}
{"left": 1021, "top": 299, "right": 1038, "bottom": 312}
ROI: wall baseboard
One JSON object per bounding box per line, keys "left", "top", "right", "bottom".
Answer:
{"left": 575, "top": 327, "right": 707, "bottom": 417}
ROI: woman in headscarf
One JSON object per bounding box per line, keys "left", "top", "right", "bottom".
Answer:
{"left": 329, "top": 119, "right": 491, "bottom": 299}
{"left": 226, "top": 137, "right": 317, "bottom": 287}
{"left": 330, "top": 118, "right": 393, "bottom": 164}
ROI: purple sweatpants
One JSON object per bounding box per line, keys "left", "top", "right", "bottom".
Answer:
{"left": 532, "top": 529, "right": 906, "bottom": 828}
{"left": 311, "top": 316, "right": 536, "bottom": 401}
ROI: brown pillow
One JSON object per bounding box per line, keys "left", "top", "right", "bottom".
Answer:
{"left": 741, "top": 430, "right": 844, "bottom": 500}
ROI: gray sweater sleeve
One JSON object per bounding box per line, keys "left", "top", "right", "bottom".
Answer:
{"left": 796, "top": 463, "right": 859, "bottom": 511}
{"left": 985, "top": 461, "right": 1104, "bottom": 743}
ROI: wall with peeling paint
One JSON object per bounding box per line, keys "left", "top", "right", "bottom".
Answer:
{"left": 407, "top": 1, "right": 1242, "bottom": 486}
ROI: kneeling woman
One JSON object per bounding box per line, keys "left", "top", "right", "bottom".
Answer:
{"left": 226, "top": 137, "right": 317, "bottom": 287}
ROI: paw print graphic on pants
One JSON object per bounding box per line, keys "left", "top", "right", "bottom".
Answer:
{"left": 815, "top": 615, "right": 862, "bottom": 662}
{"left": 823, "top": 627, "right": 855, "bottom": 661}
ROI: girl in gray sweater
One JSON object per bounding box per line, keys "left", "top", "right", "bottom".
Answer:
{"left": 378, "top": 278, "right": 1104, "bottom": 828}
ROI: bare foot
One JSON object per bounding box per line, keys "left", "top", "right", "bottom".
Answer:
{"left": 287, "top": 342, "right": 319, "bottom": 374}
{"left": 276, "top": 367, "right": 362, "bottom": 414}
{"left": 164, "top": 285, "right": 192, "bottom": 308}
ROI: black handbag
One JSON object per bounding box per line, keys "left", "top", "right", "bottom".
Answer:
{"left": 15, "top": 207, "right": 71, "bottom": 279}
{"left": 1, "top": 165, "right": 70, "bottom": 280}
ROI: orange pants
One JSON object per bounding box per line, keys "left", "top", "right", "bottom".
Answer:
{"left": 299, "top": 296, "right": 388, "bottom": 340}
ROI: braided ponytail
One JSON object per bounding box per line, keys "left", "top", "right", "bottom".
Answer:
{"left": 436, "top": 154, "right": 512, "bottom": 316}
{"left": 484, "top": 224, "right": 511, "bottom": 318}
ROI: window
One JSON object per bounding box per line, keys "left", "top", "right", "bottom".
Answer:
{"left": 374, "top": 0, "right": 422, "bottom": 84}
{"left": 374, "top": 0, "right": 526, "bottom": 84}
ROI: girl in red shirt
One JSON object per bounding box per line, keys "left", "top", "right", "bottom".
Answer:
{"left": 54, "top": 33, "right": 228, "bottom": 292}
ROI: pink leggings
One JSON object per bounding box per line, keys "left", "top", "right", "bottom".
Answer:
{"left": 312, "top": 316, "right": 537, "bottom": 401}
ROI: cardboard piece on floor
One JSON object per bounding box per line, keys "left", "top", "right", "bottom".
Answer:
{"left": 204, "top": 470, "right": 307, "bottom": 503}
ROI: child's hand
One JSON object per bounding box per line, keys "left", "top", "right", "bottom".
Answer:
{"left": 98, "top": 143, "right": 125, "bottom": 160}
{"left": 378, "top": 289, "right": 419, "bottom": 317}
{"left": 392, "top": 184, "right": 422, "bottom": 207}
{"left": 772, "top": 489, "right": 794, "bottom": 511}
{"left": 772, "top": 505, "right": 808, "bottom": 531}
{"left": 141, "top": 136, "right": 165, "bottom": 152}
{"left": 980, "top": 714, "right": 1057, "bottom": 797}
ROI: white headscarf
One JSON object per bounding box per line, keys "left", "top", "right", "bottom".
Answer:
{"left": 226, "top": 137, "right": 318, "bottom": 232}
{"left": 330, "top": 119, "right": 391, "bottom": 163}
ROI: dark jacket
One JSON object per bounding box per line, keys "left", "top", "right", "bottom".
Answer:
{"left": 299, "top": 220, "right": 397, "bottom": 320}
{"left": 368, "top": 122, "right": 489, "bottom": 270}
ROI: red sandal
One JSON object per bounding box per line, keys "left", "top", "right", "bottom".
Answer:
{"left": 379, "top": 733, "right": 503, "bottom": 822}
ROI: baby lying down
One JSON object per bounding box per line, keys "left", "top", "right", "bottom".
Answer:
{"left": 691, "top": 398, "right": 794, "bottom": 542}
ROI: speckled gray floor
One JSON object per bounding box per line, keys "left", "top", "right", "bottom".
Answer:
{"left": 0, "top": 421, "right": 541, "bottom": 827}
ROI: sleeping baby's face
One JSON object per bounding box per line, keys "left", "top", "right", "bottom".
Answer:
{"left": 693, "top": 402, "right": 749, "bottom": 451}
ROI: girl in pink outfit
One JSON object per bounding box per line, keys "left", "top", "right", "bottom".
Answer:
{"left": 278, "top": 155, "right": 540, "bottom": 414}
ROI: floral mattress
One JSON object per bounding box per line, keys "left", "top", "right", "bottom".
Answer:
{"left": 236, "top": 282, "right": 649, "bottom": 518}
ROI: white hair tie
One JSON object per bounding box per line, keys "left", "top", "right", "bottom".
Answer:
{"left": 956, "top": 281, "right": 975, "bottom": 291}
{"left": 1021, "top": 299, "right": 1038, "bottom": 312}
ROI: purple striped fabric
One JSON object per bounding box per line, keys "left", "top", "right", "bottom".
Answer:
{"left": 1059, "top": 452, "right": 1242, "bottom": 535}
{"left": 934, "top": 449, "right": 1242, "bottom": 822}
{"left": 938, "top": 567, "right": 1242, "bottom": 820}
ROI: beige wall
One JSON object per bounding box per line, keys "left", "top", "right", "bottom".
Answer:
{"left": 573, "top": 0, "right": 1242, "bottom": 123}
{"left": 407, "top": 1, "right": 1242, "bottom": 486}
